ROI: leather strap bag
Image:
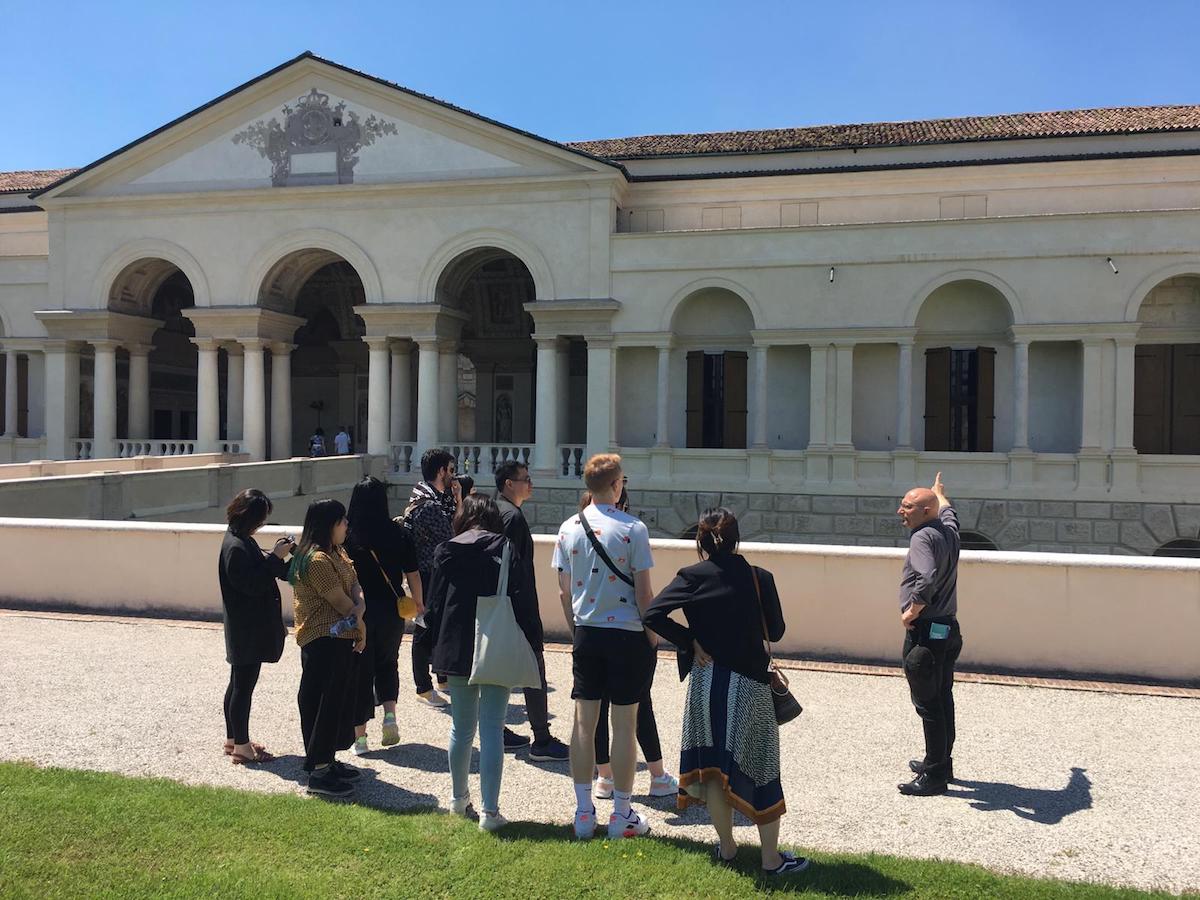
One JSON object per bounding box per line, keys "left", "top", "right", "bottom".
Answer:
{"left": 469, "top": 541, "right": 543, "bottom": 689}
{"left": 751, "top": 566, "right": 803, "bottom": 725}
{"left": 369, "top": 549, "right": 418, "bottom": 620}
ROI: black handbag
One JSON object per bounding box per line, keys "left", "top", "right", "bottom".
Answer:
{"left": 750, "top": 566, "right": 803, "bottom": 725}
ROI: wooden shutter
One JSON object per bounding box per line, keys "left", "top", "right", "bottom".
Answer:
{"left": 975, "top": 346, "right": 996, "bottom": 452}
{"left": 685, "top": 351, "right": 703, "bottom": 448}
{"left": 1172, "top": 344, "right": 1200, "bottom": 454}
{"left": 16, "top": 354, "right": 28, "bottom": 437}
{"left": 1134, "top": 344, "right": 1170, "bottom": 454}
{"left": 924, "top": 347, "right": 951, "bottom": 451}
{"left": 723, "top": 351, "right": 748, "bottom": 449}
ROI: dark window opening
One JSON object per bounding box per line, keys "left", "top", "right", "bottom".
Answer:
{"left": 1153, "top": 539, "right": 1200, "bottom": 558}
{"left": 925, "top": 346, "right": 995, "bottom": 452}
{"left": 959, "top": 530, "right": 999, "bottom": 551}
{"left": 1134, "top": 344, "right": 1200, "bottom": 455}
{"left": 686, "top": 350, "right": 747, "bottom": 449}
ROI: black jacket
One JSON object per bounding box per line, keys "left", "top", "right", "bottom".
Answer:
{"left": 418, "top": 530, "right": 542, "bottom": 678}
{"left": 496, "top": 495, "right": 541, "bottom": 618}
{"left": 643, "top": 554, "right": 786, "bottom": 685}
{"left": 218, "top": 529, "right": 289, "bottom": 666}
{"left": 345, "top": 521, "right": 420, "bottom": 627}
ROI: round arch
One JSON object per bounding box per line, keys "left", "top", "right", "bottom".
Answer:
{"left": 906, "top": 269, "right": 1024, "bottom": 327}
{"left": 92, "top": 239, "right": 210, "bottom": 309}
{"left": 1125, "top": 260, "right": 1200, "bottom": 321}
{"left": 661, "top": 277, "right": 762, "bottom": 332}
{"left": 241, "top": 229, "right": 383, "bottom": 306}
{"left": 419, "top": 229, "right": 555, "bottom": 302}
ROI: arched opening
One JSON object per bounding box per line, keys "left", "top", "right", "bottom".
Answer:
{"left": 260, "top": 251, "right": 367, "bottom": 457}
{"left": 914, "top": 280, "right": 1016, "bottom": 453}
{"left": 1133, "top": 275, "right": 1200, "bottom": 455}
{"left": 107, "top": 258, "right": 197, "bottom": 441}
{"left": 436, "top": 248, "right": 539, "bottom": 444}
{"left": 959, "top": 530, "right": 999, "bottom": 551}
{"left": 1153, "top": 539, "right": 1200, "bottom": 558}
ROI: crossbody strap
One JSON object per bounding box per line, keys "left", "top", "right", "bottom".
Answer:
{"left": 750, "top": 565, "right": 789, "bottom": 689}
{"left": 368, "top": 549, "right": 402, "bottom": 603}
{"left": 579, "top": 510, "right": 635, "bottom": 587}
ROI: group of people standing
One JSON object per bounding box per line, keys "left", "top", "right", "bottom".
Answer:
{"left": 217, "top": 447, "right": 963, "bottom": 878}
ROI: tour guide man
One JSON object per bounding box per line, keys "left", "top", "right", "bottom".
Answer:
{"left": 895, "top": 471, "right": 963, "bottom": 797}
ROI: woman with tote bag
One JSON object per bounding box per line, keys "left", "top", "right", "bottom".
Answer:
{"left": 417, "top": 494, "right": 542, "bottom": 832}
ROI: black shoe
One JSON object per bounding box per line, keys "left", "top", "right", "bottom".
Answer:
{"left": 307, "top": 769, "right": 354, "bottom": 798}
{"left": 898, "top": 771, "right": 948, "bottom": 796}
{"left": 331, "top": 761, "right": 363, "bottom": 781}
{"left": 527, "top": 737, "right": 569, "bottom": 762}
{"left": 503, "top": 727, "right": 531, "bottom": 752}
{"left": 908, "top": 758, "right": 954, "bottom": 782}
{"left": 765, "top": 852, "right": 810, "bottom": 876}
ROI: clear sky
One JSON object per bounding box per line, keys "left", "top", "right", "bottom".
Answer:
{"left": 3, "top": 0, "right": 1198, "bottom": 171}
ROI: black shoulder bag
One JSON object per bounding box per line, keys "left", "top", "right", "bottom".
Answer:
{"left": 577, "top": 513, "right": 634, "bottom": 586}
{"left": 751, "top": 566, "right": 803, "bottom": 725}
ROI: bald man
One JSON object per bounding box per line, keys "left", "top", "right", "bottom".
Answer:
{"left": 895, "top": 472, "right": 963, "bottom": 796}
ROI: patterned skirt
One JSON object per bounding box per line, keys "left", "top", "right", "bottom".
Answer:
{"left": 678, "top": 661, "right": 786, "bottom": 824}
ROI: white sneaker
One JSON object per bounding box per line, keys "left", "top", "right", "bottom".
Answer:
{"left": 608, "top": 809, "right": 651, "bottom": 839}
{"left": 593, "top": 775, "right": 614, "bottom": 799}
{"left": 479, "top": 811, "right": 508, "bottom": 832}
{"left": 417, "top": 689, "right": 449, "bottom": 708}
{"left": 648, "top": 772, "right": 679, "bottom": 797}
{"left": 450, "top": 795, "right": 475, "bottom": 817}
{"left": 351, "top": 736, "right": 369, "bottom": 756}
{"left": 573, "top": 808, "right": 598, "bottom": 840}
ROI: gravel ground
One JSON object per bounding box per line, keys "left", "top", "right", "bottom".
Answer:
{"left": 0, "top": 610, "right": 1196, "bottom": 894}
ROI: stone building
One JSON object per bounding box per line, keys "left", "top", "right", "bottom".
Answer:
{"left": 2, "top": 51, "right": 1200, "bottom": 554}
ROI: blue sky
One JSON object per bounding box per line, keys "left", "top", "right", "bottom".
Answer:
{"left": 3, "top": 0, "right": 1198, "bottom": 170}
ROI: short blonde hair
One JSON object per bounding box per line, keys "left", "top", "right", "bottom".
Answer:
{"left": 583, "top": 453, "right": 623, "bottom": 494}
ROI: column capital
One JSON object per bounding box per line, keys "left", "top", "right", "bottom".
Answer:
{"left": 41, "top": 339, "right": 85, "bottom": 354}
{"left": 269, "top": 341, "right": 296, "bottom": 356}
{"left": 191, "top": 337, "right": 223, "bottom": 353}
{"left": 222, "top": 341, "right": 244, "bottom": 357}
{"left": 126, "top": 343, "right": 154, "bottom": 357}
{"left": 389, "top": 338, "right": 415, "bottom": 355}
{"left": 364, "top": 336, "right": 392, "bottom": 353}
{"left": 238, "top": 338, "right": 267, "bottom": 353}
{"left": 585, "top": 336, "right": 615, "bottom": 351}
{"left": 534, "top": 334, "right": 566, "bottom": 351}
{"left": 89, "top": 339, "right": 122, "bottom": 353}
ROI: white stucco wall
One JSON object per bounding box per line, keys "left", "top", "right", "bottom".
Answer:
{"left": 1029, "top": 342, "right": 1083, "bottom": 452}
{"left": 615, "top": 347, "right": 657, "bottom": 446}
{"left": 853, "top": 343, "right": 900, "bottom": 450}
{"left": 767, "top": 345, "right": 809, "bottom": 449}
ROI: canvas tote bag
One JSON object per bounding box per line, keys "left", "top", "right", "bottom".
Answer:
{"left": 469, "top": 541, "right": 543, "bottom": 689}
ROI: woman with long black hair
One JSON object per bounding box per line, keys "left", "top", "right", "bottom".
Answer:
{"left": 218, "top": 488, "right": 292, "bottom": 765}
{"left": 288, "top": 498, "right": 366, "bottom": 798}
{"left": 345, "top": 476, "right": 423, "bottom": 755}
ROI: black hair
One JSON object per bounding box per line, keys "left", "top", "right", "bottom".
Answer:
{"left": 288, "top": 498, "right": 347, "bottom": 583}
{"left": 421, "top": 448, "right": 454, "bottom": 482}
{"left": 453, "top": 494, "right": 504, "bottom": 536}
{"left": 696, "top": 507, "right": 740, "bottom": 559}
{"left": 225, "top": 488, "right": 273, "bottom": 536}
{"left": 457, "top": 475, "right": 475, "bottom": 496}
{"left": 494, "top": 459, "right": 528, "bottom": 495}
{"left": 347, "top": 476, "right": 391, "bottom": 549}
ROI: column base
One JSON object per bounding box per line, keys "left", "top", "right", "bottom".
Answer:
{"left": 747, "top": 448, "right": 771, "bottom": 485}
{"left": 1077, "top": 449, "right": 1110, "bottom": 490}
{"left": 805, "top": 446, "right": 832, "bottom": 484}
{"left": 1008, "top": 448, "right": 1035, "bottom": 487}
{"left": 1110, "top": 448, "right": 1139, "bottom": 491}
{"left": 649, "top": 446, "right": 673, "bottom": 481}
{"left": 830, "top": 445, "right": 856, "bottom": 484}
{"left": 892, "top": 449, "right": 918, "bottom": 486}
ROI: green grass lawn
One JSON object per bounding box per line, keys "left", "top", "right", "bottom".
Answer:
{"left": 0, "top": 762, "right": 1172, "bottom": 899}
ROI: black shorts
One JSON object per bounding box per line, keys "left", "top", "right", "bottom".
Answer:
{"left": 572, "top": 625, "right": 655, "bottom": 706}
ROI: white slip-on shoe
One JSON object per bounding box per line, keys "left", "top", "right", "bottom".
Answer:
{"left": 593, "top": 776, "right": 614, "bottom": 800}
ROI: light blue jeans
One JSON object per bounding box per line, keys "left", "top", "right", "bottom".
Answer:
{"left": 446, "top": 676, "right": 509, "bottom": 815}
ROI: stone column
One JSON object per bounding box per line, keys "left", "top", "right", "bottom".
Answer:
{"left": 833, "top": 344, "right": 854, "bottom": 447}
{"left": 90, "top": 340, "right": 120, "bottom": 459}
{"left": 1080, "top": 339, "right": 1105, "bottom": 450}
{"left": 896, "top": 341, "right": 913, "bottom": 449}
{"left": 390, "top": 341, "right": 412, "bottom": 444}
{"left": 1113, "top": 338, "right": 1136, "bottom": 450}
{"left": 808, "top": 344, "right": 830, "bottom": 447}
{"left": 655, "top": 344, "right": 671, "bottom": 448}
{"left": 752, "top": 343, "right": 769, "bottom": 449}
{"left": 270, "top": 342, "right": 294, "bottom": 459}
{"left": 3, "top": 350, "right": 17, "bottom": 437}
{"left": 438, "top": 343, "right": 458, "bottom": 443}
{"left": 366, "top": 338, "right": 391, "bottom": 457}
{"left": 534, "top": 336, "right": 560, "bottom": 472}
{"left": 225, "top": 345, "right": 244, "bottom": 442}
{"left": 1012, "top": 339, "right": 1031, "bottom": 450}
{"left": 194, "top": 338, "right": 221, "bottom": 453}
{"left": 585, "top": 337, "right": 614, "bottom": 460}
{"left": 416, "top": 339, "right": 441, "bottom": 451}
{"left": 241, "top": 339, "right": 267, "bottom": 462}
{"left": 43, "top": 341, "right": 81, "bottom": 460}
{"left": 127, "top": 345, "right": 151, "bottom": 440}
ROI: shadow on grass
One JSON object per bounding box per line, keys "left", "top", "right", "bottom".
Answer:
{"left": 491, "top": 821, "right": 910, "bottom": 895}
{"left": 248, "top": 753, "right": 439, "bottom": 813}
{"left": 947, "top": 767, "right": 1093, "bottom": 825}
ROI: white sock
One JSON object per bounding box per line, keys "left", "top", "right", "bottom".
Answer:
{"left": 613, "top": 789, "right": 632, "bottom": 818}
{"left": 574, "top": 783, "right": 593, "bottom": 813}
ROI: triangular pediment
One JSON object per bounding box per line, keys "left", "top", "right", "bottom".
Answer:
{"left": 39, "top": 54, "right": 619, "bottom": 199}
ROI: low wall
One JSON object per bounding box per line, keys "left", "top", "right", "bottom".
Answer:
{"left": 0, "top": 452, "right": 243, "bottom": 481}
{"left": 2, "top": 517, "right": 1197, "bottom": 683}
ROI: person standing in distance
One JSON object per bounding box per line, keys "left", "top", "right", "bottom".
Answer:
{"left": 554, "top": 453, "right": 656, "bottom": 840}
{"left": 334, "top": 426, "right": 352, "bottom": 456}
{"left": 495, "top": 460, "right": 569, "bottom": 761}
{"left": 896, "top": 471, "right": 963, "bottom": 797}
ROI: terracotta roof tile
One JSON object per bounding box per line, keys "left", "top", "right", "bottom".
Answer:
{"left": 0, "top": 169, "right": 78, "bottom": 193}
{"left": 567, "top": 105, "right": 1200, "bottom": 159}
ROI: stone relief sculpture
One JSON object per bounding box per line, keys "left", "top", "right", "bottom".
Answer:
{"left": 232, "top": 88, "right": 398, "bottom": 186}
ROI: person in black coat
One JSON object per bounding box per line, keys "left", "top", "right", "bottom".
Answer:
{"left": 218, "top": 488, "right": 294, "bottom": 765}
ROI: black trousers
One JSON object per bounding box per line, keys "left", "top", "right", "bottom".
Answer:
{"left": 594, "top": 652, "right": 663, "bottom": 765}
{"left": 223, "top": 662, "right": 261, "bottom": 745}
{"left": 353, "top": 616, "right": 406, "bottom": 726}
{"left": 298, "top": 637, "right": 356, "bottom": 772}
{"left": 522, "top": 647, "right": 552, "bottom": 745}
{"left": 902, "top": 618, "right": 963, "bottom": 778}
{"left": 411, "top": 623, "right": 449, "bottom": 694}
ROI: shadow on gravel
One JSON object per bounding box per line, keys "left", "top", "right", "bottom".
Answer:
{"left": 371, "top": 742, "right": 449, "bottom": 773}
{"left": 947, "top": 766, "right": 1092, "bottom": 824}
{"left": 490, "top": 822, "right": 910, "bottom": 895}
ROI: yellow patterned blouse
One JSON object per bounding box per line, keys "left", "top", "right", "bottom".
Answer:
{"left": 293, "top": 548, "right": 361, "bottom": 648}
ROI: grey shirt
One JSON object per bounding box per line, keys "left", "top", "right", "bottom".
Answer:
{"left": 898, "top": 505, "right": 960, "bottom": 619}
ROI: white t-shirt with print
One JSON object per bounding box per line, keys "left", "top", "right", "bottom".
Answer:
{"left": 552, "top": 503, "right": 654, "bottom": 632}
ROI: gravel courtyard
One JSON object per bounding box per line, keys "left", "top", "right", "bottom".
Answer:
{"left": 0, "top": 610, "right": 1196, "bottom": 894}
